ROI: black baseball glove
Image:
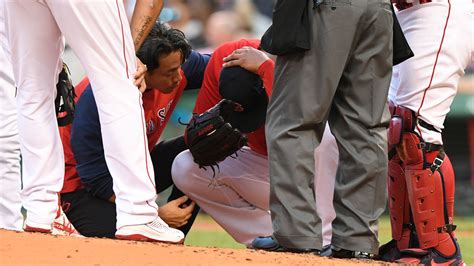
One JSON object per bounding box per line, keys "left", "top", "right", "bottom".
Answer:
{"left": 55, "top": 63, "right": 76, "bottom": 127}
{"left": 184, "top": 99, "right": 247, "bottom": 169}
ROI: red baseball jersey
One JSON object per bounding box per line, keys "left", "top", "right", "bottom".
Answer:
{"left": 59, "top": 78, "right": 89, "bottom": 193}
{"left": 193, "top": 39, "right": 274, "bottom": 156}
{"left": 60, "top": 73, "right": 188, "bottom": 193}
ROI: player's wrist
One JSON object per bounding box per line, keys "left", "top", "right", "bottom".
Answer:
{"left": 257, "top": 59, "right": 274, "bottom": 78}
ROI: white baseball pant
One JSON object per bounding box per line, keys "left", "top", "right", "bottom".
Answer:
{"left": 388, "top": 0, "right": 473, "bottom": 144}
{"left": 0, "top": 6, "right": 23, "bottom": 230}
{"left": 3, "top": 0, "right": 157, "bottom": 229}
{"left": 172, "top": 125, "right": 338, "bottom": 246}
{"left": 314, "top": 125, "right": 337, "bottom": 247}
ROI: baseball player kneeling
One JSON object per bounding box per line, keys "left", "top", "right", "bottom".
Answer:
{"left": 172, "top": 39, "right": 339, "bottom": 247}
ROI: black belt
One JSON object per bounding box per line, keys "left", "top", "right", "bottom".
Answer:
{"left": 418, "top": 119, "right": 441, "bottom": 133}
{"left": 418, "top": 142, "right": 443, "bottom": 153}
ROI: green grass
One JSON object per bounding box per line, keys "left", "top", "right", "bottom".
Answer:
{"left": 185, "top": 230, "right": 245, "bottom": 249}
{"left": 185, "top": 214, "right": 474, "bottom": 264}
{"left": 185, "top": 214, "right": 245, "bottom": 249}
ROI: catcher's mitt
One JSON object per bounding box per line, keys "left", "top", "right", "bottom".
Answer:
{"left": 55, "top": 63, "right": 76, "bottom": 127}
{"left": 184, "top": 99, "right": 247, "bottom": 169}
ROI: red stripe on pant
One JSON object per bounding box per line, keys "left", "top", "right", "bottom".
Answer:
{"left": 415, "top": 0, "right": 451, "bottom": 138}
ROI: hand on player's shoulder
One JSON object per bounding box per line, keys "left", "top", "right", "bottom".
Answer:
{"left": 222, "top": 46, "right": 270, "bottom": 74}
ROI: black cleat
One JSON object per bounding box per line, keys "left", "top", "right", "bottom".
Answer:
{"left": 319, "top": 245, "right": 333, "bottom": 257}
{"left": 396, "top": 238, "right": 465, "bottom": 266}
{"left": 376, "top": 239, "right": 402, "bottom": 262}
{"left": 330, "top": 246, "right": 375, "bottom": 259}
{"left": 251, "top": 236, "right": 320, "bottom": 254}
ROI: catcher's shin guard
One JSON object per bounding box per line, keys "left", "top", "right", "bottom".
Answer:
{"left": 378, "top": 154, "right": 412, "bottom": 262}
{"left": 380, "top": 105, "right": 419, "bottom": 261}
{"left": 388, "top": 101, "right": 416, "bottom": 148}
{"left": 401, "top": 134, "right": 457, "bottom": 257}
{"left": 381, "top": 105, "right": 459, "bottom": 261}
{"left": 387, "top": 155, "right": 412, "bottom": 249}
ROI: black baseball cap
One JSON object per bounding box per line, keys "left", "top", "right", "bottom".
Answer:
{"left": 219, "top": 66, "right": 268, "bottom": 133}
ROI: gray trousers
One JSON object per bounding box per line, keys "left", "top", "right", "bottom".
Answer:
{"left": 266, "top": 0, "right": 393, "bottom": 254}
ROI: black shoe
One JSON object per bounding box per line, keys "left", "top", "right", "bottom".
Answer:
{"left": 331, "top": 246, "right": 375, "bottom": 259}
{"left": 251, "top": 236, "right": 320, "bottom": 254}
{"left": 319, "top": 245, "right": 332, "bottom": 257}
{"left": 376, "top": 239, "right": 402, "bottom": 262}
{"left": 396, "top": 238, "right": 465, "bottom": 266}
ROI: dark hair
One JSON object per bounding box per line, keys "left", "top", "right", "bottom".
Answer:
{"left": 137, "top": 22, "right": 192, "bottom": 72}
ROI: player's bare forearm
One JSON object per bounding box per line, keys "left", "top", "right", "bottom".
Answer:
{"left": 131, "top": 0, "right": 164, "bottom": 51}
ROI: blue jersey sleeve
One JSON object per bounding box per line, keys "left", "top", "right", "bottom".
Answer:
{"left": 70, "top": 85, "right": 114, "bottom": 200}
{"left": 182, "top": 50, "right": 211, "bottom": 91}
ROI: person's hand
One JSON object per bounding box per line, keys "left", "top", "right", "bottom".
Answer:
{"left": 134, "top": 57, "right": 147, "bottom": 93}
{"left": 158, "top": 196, "right": 196, "bottom": 228}
{"left": 222, "top": 46, "right": 270, "bottom": 74}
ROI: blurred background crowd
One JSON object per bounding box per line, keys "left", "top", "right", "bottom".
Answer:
{"left": 127, "top": 0, "right": 274, "bottom": 53}
{"left": 63, "top": 0, "right": 474, "bottom": 214}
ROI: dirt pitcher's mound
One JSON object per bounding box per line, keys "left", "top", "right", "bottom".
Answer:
{"left": 0, "top": 229, "right": 392, "bottom": 265}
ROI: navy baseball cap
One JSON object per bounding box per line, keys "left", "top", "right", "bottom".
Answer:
{"left": 219, "top": 66, "right": 268, "bottom": 133}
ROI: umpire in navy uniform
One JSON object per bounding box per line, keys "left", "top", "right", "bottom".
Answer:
{"left": 260, "top": 0, "right": 393, "bottom": 258}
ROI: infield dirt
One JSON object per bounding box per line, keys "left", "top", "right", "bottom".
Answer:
{"left": 0, "top": 229, "right": 398, "bottom": 266}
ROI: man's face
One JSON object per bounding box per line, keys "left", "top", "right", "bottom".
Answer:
{"left": 145, "top": 51, "right": 183, "bottom": 94}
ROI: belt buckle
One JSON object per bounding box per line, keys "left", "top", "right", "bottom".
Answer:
{"left": 430, "top": 157, "right": 444, "bottom": 172}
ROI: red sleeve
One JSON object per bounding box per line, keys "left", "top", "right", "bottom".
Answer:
{"left": 193, "top": 46, "right": 226, "bottom": 114}
{"left": 257, "top": 59, "right": 274, "bottom": 98}
{"left": 74, "top": 77, "right": 90, "bottom": 100}
{"left": 60, "top": 76, "right": 89, "bottom": 193}
{"left": 194, "top": 39, "right": 270, "bottom": 156}
{"left": 60, "top": 124, "right": 83, "bottom": 193}
{"left": 194, "top": 39, "right": 262, "bottom": 114}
